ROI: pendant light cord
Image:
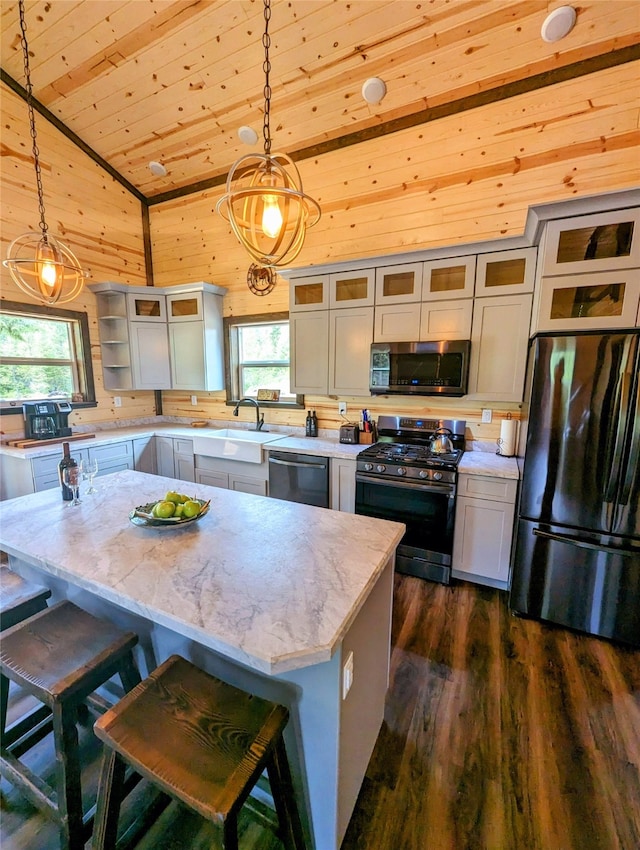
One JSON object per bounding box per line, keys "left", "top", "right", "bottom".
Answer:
{"left": 18, "top": 0, "right": 48, "bottom": 244}
{"left": 262, "top": 0, "right": 272, "bottom": 157}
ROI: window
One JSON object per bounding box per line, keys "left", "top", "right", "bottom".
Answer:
{"left": 0, "top": 300, "right": 96, "bottom": 412}
{"left": 224, "top": 312, "right": 303, "bottom": 408}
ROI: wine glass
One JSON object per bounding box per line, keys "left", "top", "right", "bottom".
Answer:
{"left": 81, "top": 458, "right": 99, "bottom": 494}
{"left": 63, "top": 466, "right": 81, "bottom": 506}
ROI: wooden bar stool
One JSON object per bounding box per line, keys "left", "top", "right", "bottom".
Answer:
{"left": 0, "top": 565, "right": 51, "bottom": 631}
{"left": 0, "top": 600, "right": 141, "bottom": 850}
{"left": 92, "top": 654, "right": 307, "bottom": 850}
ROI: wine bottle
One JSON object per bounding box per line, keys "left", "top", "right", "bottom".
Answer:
{"left": 59, "top": 442, "right": 77, "bottom": 502}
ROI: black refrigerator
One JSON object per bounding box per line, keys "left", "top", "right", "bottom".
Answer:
{"left": 509, "top": 329, "right": 640, "bottom": 647}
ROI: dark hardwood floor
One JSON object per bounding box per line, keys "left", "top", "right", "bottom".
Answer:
{"left": 2, "top": 576, "right": 639, "bottom": 850}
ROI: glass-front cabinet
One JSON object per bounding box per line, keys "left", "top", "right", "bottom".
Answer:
{"left": 542, "top": 209, "right": 640, "bottom": 276}
{"left": 126, "top": 292, "right": 166, "bottom": 322}
{"left": 167, "top": 292, "right": 203, "bottom": 321}
{"left": 329, "top": 269, "right": 375, "bottom": 308}
{"left": 422, "top": 256, "right": 475, "bottom": 301}
{"left": 475, "top": 247, "right": 537, "bottom": 297}
{"left": 375, "top": 263, "right": 423, "bottom": 304}
{"left": 289, "top": 275, "right": 329, "bottom": 312}
{"left": 535, "top": 271, "right": 640, "bottom": 332}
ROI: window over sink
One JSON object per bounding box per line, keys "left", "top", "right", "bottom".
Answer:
{"left": 223, "top": 311, "right": 304, "bottom": 408}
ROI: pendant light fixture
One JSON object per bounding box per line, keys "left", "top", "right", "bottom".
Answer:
{"left": 3, "top": 0, "right": 87, "bottom": 305}
{"left": 216, "top": 0, "right": 321, "bottom": 268}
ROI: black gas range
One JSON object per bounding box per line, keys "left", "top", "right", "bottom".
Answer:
{"left": 355, "top": 416, "right": 466, "bottom": 584}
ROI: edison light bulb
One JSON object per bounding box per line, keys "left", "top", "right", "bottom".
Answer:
{"left": 36, "top": 240, "right": 61, "bottom": 295}
{"left": 262, "top": 195, "right": 283, "bottom": 239}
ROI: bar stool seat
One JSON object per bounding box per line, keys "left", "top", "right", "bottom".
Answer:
{"left": 0, "top": 600, "right": 141, "bottom": 850}
{"left": 0, "top": 565, "right": 51, "bottom": 631}
{"left": 92, "top": 654, "right": 306, "bottom": 850}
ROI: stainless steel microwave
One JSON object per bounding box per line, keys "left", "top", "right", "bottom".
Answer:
{"left": 369, "top": 340, "right": 471, "bottom": 397}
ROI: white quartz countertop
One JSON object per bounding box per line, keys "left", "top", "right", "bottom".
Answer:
{"left": 458, "top": 451, "right": 520, "bottom": 479}
{"left": 0, "top": 469, "right": 404, "bottom": 675}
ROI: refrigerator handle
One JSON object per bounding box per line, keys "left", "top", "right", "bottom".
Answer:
{"left": 604, "top": 350, "right": 634, "bottom": 504}
{"left": 617, "top": 369, "right": 640, "bottom": 510}
{"left": 533, "top": 528, "right": 637, "bottom": 557}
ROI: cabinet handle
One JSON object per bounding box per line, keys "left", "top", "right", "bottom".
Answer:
{"left": 532, "top": 528, "right": 637, "bottom": 557}
{"left": 268, "top": 458, "right": 327, "bottom": 469}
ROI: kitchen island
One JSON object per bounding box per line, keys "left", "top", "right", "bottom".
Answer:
{"left": 0, "top": 469, "right": 404, "bottom": 850}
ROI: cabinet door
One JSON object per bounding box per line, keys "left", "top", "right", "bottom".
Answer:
{"left": 467, "top": 294, "right": 533, "bottom": 401}
{"left": 156, "top": 436, "right": 175, "bottom": 478}
{"left": 195, "top": 469, "right": 229, "bottom": 489}
{"left": 419, "top": 299, "right": 473, "bottom": 341}
{"left": 542, "top": 208, "right": 640, "bottom": 276}
{"left": 133, "top": 437, "right": 156, "bottom": 474}
{"left": 169, "top": 322, "right": 206, "bottom": 390}
{"left": 329, "top": 306, "right": 374, "bottom": 396}
{"left": 375, "top": 264, "right": 423, "bottom": 305}
{"left": 289, "top": 275, "right": 329, "bottom": 312}
{"left": 374, "top": 303, "right": 421, "bottom": 342}
{"left": 533, "top": 270, "right": 640, "bottom": 332}
{"left": 229, "top": 473, "right": 268, "bottom": 496}
{"left": 330, "top": 458, "right": 356, "bottom": 512}
{"left": 475, "top": 248, "right": 537, "bottom": 296}
{"left": 127, "top": 292, "right": 166, "bottom": 322}
{"left": 167, "top": 292, "right": 203, "bottom": 322}
{"left": 422, "top": 256, "right": 475, "bottom": 301}
{"left": 290, "top": 310, "right": 329, "bottom": 394}
{"left": 129, "top": 322, "right": 171, "bottom": 389}
{"left": 452, "top": 494, "right": 515, "bottom": 584}
{"left": 329, "top": 270, "right": 375, "bottom": 308}
{"left": 175, "top": 454, "right": 195, "bottom": 483}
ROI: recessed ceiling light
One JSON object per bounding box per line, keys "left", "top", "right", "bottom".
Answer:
{"left": 362, "top": 77, "right": 387, "bottom": 105}
{"left": 238, "top": 126, "right": 259, "bottom": 145}
{"left": 148, "top": 161, "right": 167, "bottom": 177}
{"left": 541, "top": 6, "right": 576, "bottom": 43}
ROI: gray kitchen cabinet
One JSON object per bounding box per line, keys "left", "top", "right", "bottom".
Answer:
{"left": 290, "top": 310, "right": 330, "bottom": 394}
{"left": 467, "top": 294, "right": 533, "bottom": 401}
{"left": 330, "top": 458, "right": 356, "bottom": 512}
{"left": 375, "top": 263, "right": 423, "bottom": 305}
{"left": 475, "top": 247, "right": 537, "bottom": 297}
{"left": 329, "top": 269, "right": 375, "bottom": 308}
{"left": 452, "top": 474, "right": 518, "bottom": 588}
{"left": 90, "top": 440, "right": 135, "bottom": 475}
{"left": 167, "top": 287, "right": 226, "bottom": 391}
{"left": 419, "top": 298, "right": 473, "bottom": 341}
{"left": 289, "top": 274, "right": 329, "bottom": 312}
{"left": 422, "top": 255, "right": 475, "bottom": 301}
{"left": 129, "top": 321, "right": 171, "bottom": 389}
{"left": 94, "top": 289, "right": 133, "bottom": 391}
{"left": 328, "top": 306, "right": 374, "bottom": 396}
{"left": 133, "top": 436, "right": 156, "bottom": 474}
{"left": 373, "top": 302, "right": 421, "bottom": 342}
{"left": 194, "top": 455, "right": 268, "bottom": 494}
{"left": 156, "top": 436, "right": 194, "bottom": 482}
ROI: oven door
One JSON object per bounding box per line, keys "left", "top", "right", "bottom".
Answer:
{"left": 355, "top": 473, "right": 456, "bottom": 584}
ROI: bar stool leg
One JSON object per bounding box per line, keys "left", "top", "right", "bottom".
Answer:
{"left": 117, "top": 654, "right": 142, "bottom": 693}
{"left": 93, "top": 748, "right": 126, "bottom": 850}
{"left": 52, "top": 701, "right": 84, "bottom": 850}
{"left": 0, "top": 672, "right": 8, "bottom": 738}
{"left": 222, "top": 816, "right": 240, "bottom": 850}
{"left": 267, "top": 737, "right": 307, "bottom": 850}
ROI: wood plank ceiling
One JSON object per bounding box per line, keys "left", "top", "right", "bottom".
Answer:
{"left": 1, "top": 0, "right": 639, "bottom": 202}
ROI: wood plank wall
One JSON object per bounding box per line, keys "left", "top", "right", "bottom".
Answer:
{"left": 0, "top": 85, "right": 155, "bottom": 439}
{"left": 1, "top": 60, "right": 639, "bottom": 441}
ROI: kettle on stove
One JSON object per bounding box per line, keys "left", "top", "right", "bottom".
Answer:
{"left": 430, "top": 427, "right": 454, "bottom": 454}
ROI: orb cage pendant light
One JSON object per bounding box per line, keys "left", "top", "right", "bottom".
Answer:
{"left": 216, "top": 0, "right": 321, "bottom": 268}
{"left": 3, "top": 0, "right": 87, "bottom": 305}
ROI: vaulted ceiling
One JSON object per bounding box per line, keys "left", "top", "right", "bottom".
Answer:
{"left": 1, "top": 0, "right": 639, "bottom": 203}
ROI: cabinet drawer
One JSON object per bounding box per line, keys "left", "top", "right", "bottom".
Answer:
{"left": 458, "top": 474, "right": 518, "bottom": 503}
{"left": 90, "top": 441, "right": 133, "bottom": 465}
{"left": 173, "top": 438, "right": 194, "bottom": 455}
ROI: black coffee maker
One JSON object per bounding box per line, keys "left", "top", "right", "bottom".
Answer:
{"left": 23, "top": 401, "right": 73, "bottom": 440}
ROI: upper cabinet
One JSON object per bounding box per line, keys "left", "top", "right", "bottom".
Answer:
{"left": 422, "top": 256, "right": 475, "bottom": 301}
{"left": 90, "top": 281, "right": 227, "bottom": 392}
{"left": 289, "top": 275, "right": 329, "bottom": 312}
{"left": 542, "top": 209, "right": 640, "bottom": 276}
{"left": 375, "top": 263, "right": 423, "bottom": 305}
{"left": 329, "top": 269, "right": 375, "bottom": 308}
{"left": 475, "top": 247, "right": 537, "bottom": 297}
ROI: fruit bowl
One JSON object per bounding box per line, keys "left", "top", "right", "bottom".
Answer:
{"left": 129, "top": 498, "right": 210, "bottom": 528}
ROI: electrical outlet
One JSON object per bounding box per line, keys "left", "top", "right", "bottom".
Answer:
{"left": 338, "top": 402, "right": 347, "bottom": 416}
{"left": 113, "top": 396, "right": 121, "bottom": 408}
{"left": 481, "top": 408, "right": 492, "bottom": 423}
{"left": 342, "top": 650, "right": 354, "bottom": 699}
{"left": 191, "top": 395, "right": 198, "bottom": 406}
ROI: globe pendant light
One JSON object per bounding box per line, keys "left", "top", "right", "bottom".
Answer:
{"left": 216, "top": 0, "right": 321, "bottom": 268}
{"left": 3, "top": 0, "right": 87, "bottom": 305}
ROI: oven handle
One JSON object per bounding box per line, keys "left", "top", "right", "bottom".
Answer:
{"left": 356, "top": 472, "right": 455, "bottom": 496}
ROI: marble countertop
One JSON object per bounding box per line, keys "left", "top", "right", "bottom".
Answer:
{"left": 0, "top": 469, "right": 404, "bottom": 675}
{"left": 0, "top": 419, "right": 520, "bottom": 477}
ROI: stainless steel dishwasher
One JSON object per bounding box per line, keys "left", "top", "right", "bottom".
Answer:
{"left": 268, "top": 451, "right": 330, "bottom": 508}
